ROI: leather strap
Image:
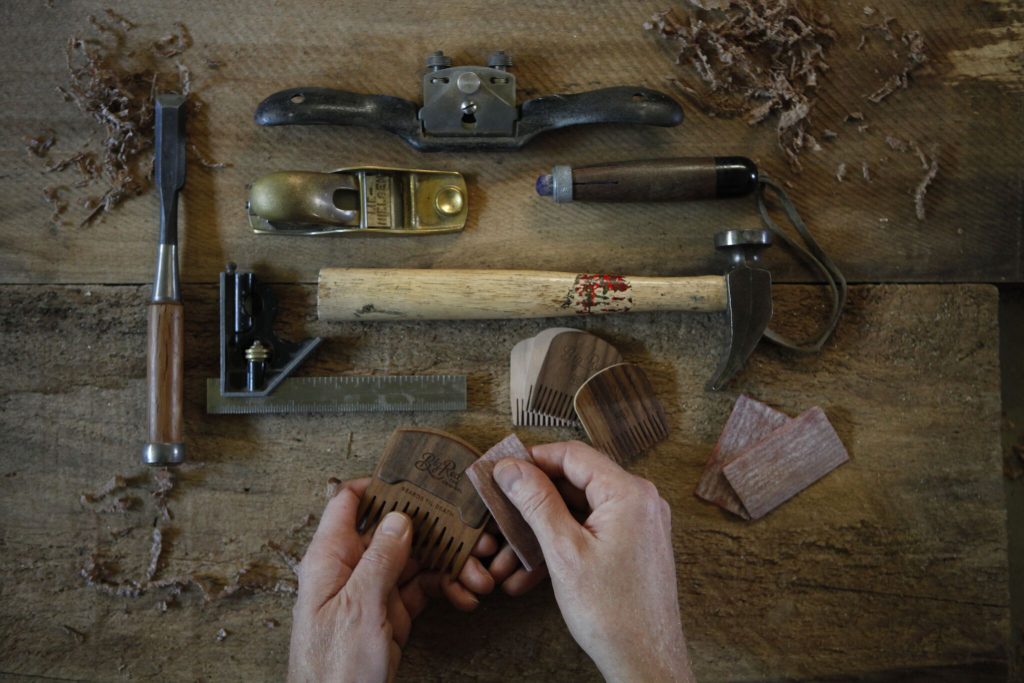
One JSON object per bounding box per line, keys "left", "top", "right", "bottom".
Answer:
{"left": 756, "top": 178, "right": 847, "bottom": 353}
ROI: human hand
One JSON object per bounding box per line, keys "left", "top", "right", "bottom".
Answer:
{"left": 288, "top": 479, "right": 497, "bottom": 683}
{"left": 491, "top": 441, "right": 694, "bottom": 683}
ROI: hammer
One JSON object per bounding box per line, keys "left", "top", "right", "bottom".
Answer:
{"left": 319, "top": 230, "right": 772, "bottom": 389}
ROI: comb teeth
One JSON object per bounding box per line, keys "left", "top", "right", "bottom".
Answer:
{"left": 513, "top": 397, "right": 577, "bottom": 428}
{"left": 574, "top": 363, "right": 670, "bottom": 464}
{"left": 596, "top": 413, "right": 671, "bottom": 463}
{"left": 358, "top": 428, "right": 489, "bottom": 577}
{"left": 360, "top": 497, "right": 474, "bottom": 574}
{"left": 529, "top": 383, "right": 577, "bottom": 422}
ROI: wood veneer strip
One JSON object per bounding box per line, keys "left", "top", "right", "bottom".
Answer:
{"left": 695, "top": 395, "right": 792, "bottom": 519}
{"left": 465, "top": 434, "right": 544, "bottom": 571}
{"left": 722, "top": 407, "right": 849, "bottom": 520}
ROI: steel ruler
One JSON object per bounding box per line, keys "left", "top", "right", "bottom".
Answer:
{"left": 206, "top": 375, "right": 467, "bottom": 414}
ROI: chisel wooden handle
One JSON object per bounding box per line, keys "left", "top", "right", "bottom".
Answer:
{"left": 537, "top": 157, "right": 758, "bottom": 203}
{"left": 318, "top": 269, "right": 726, "bottom": 321}
{"left": 144, "top": 302, "right": 185, "bottom": 464}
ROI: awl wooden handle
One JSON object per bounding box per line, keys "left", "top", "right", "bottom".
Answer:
{"left": 318, "top": 269, "right": 726, "bottom": 321}
{"left": 144, "top": 302, "right": 185, "bottom": 463}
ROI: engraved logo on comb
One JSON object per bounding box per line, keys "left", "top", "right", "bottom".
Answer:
{"left": 413, "top": 452, "right": 462, "bottom": 491}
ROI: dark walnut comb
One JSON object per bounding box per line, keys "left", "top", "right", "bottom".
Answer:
{"left": 357, "top": 427, "right": 488, "bottom": 577}
{"left": 529, "top": 330, "right": 622, "bottom": 422}
{"left": 574, "top": 362, "right": 669, "bottom": 463}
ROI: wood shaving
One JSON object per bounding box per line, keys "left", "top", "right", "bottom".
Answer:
{"left": 885, "top": 136, "right": 909, "bottom": 153}
{"left": 81, "top": 474, "right": 129, "bottom": 504}
{"left": 326, "top": 477, "right": 343, "bottom": 499}
{"left": 43, "top": 185, "right": 70, "bottom": 225}
{"left": 914, "top": 146, "right": 940, "bottom": 220}
{"left": 862, "top": 162, "right": 871, "bottom": 182}
{"left": 863, "top": 19, "right": 927, "bottom": 104}
{"left": 152, "top": 468, "right": 174, "bottom": 521}
{"left": 62, "top": 624, "right": 87, "bottom": 643}
{"left": 145, "top": 527, "right": 164, "bottom": 582}
{"left": 822, "top": 129, "right": 838, "bottom": 141}
{"left": 99, "top": 494, "right": 138, "bottom": 513}
{"left": 189, "top": 143, "right": 232, "bottom": 169}
{"left": 835, "top": 163, "right": 847, "bottom": 182}
{"left": 40, "top": 12, "right": 193, "bottom": 227}
{"left": 645, "top": 1, "right": 836, "bottom": 169}
{"left": 845, "top": 111, "right": 865, "bottom": 123}
{"left": 26, "top": 130, "right": 57, "bottom": 157}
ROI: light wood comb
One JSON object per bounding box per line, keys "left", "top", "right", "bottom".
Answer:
{"left": 574, "top": 363, "right": 669, "bottom": 463}
{"left": 528, "top": 330, "right": 622, "bottom": 422}
{"left": 357, "top": 427, "right": 489, "bottom": 577}
{"left": 511, "top": 330, "right": 578, "bottom": 427}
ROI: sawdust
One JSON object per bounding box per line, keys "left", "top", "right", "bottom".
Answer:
{"left": 862, "top": 162, "right": 872, "bottom": 182}
{"left": 215, "top": 628, "right": 228, "bottom": 642}
{"left": 645, "top": 0, "right": 836, "bottom": 169}
{"left": 39, "top": 11, "right": 194, "bottom": 227}
{"left": 835, "top": 163, "right": 847, "bottom": 183}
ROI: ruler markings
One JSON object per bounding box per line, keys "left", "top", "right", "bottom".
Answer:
{"left": 206, "top": 376, "right": 467, "bottom": 414}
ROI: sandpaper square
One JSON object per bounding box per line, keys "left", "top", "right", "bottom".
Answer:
{"left": 465, "top": 434, "right": 544, "bottom": 571}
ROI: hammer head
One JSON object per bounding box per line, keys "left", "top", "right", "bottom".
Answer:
{"left": 706, "top": 229, "right": 773, "bottom": 391}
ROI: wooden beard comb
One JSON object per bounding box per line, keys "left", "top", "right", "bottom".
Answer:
{"left": 574, "top": 363, "right": 669, "bottom": 463}
{"left": 529, "top": 330, "right": 622, "bottom": 422}
{"left": 357, "top": 427, "right": 488, "bottom": 577}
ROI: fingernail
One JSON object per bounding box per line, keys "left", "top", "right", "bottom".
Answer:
{"left": 493, "top": 460, "right": 524, "bottom": 493}
{"left": 379, "top": 512, "right": 408, "bottom": 537}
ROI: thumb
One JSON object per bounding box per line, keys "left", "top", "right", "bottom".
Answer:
{"left": 347, "top": 512, "right": 413, "bottom": 603}
{"left": 493, "top": 459, "right": 580, "bottom": 557}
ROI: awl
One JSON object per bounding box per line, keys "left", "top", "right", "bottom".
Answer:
{"left": 142, "top": 94, "right": 187, "bottom": 466}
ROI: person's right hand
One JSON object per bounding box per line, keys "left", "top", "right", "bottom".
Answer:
{"left": 491, "top": 441, "right": 695, "bottom": 683}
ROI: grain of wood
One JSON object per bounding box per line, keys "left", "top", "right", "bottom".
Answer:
{"left": 530, "top": 331, "right": 622, "bottom": 422}
{"left": 465, "top": 434, "right": 544, "bottom": 572}
{"left": 318, "top": 269, "right": 727, "bottom": 321}
{"left": 0, "top": 283, "right": 1009, "bottom": 681}
{"left": 359, "top": 428, "right": 488, "bottom": 577}
{"left": 1, "top": 2, "right": 1020, "bottom": 285}
{"left": 722, "top": 407, "right": 850, "bottom": 520}
{"left": 694, "top": 394, "right": 792, "bottom": 519}
{"left": 574, "top": 362, "right": 670, "bottom": 463}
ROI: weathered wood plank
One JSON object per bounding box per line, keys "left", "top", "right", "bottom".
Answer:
{"left": 0, "top": 1, "right": 1021, "bottom": 285}
{"left": 0, "top": 283, "right": 1008, "bottom": 681}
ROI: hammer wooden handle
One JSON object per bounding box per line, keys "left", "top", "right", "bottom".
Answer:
{"left": 318, "top": 269, "right": 726, "bottom": 321}
{"left": 146, "top": 302, "right": 184, "bottom": 445}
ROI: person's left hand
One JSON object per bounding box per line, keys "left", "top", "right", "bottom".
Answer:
{"left": 287, "top": 479, "right": 497, "bottom": 683}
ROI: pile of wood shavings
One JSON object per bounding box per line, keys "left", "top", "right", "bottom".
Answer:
{"left": 78, "top": 470, "right": 315, "bottom": 611}
{"left": 37, "top": 10, "right": 193, "bottom": 227}
{"left": 645, "top": 0, "right": 836, "bottom": 169}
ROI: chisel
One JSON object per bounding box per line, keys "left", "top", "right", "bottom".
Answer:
{"left": 142, "top": 94, "right": 187, "bottom": 466}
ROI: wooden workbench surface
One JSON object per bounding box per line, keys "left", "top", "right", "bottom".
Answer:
{"left": 0, "top": 1, "right": 1016, "bottom": 681}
